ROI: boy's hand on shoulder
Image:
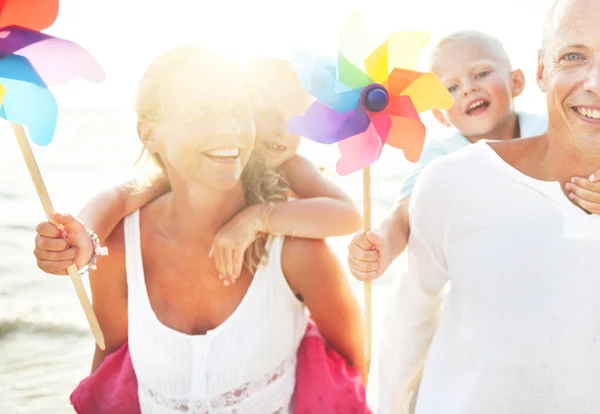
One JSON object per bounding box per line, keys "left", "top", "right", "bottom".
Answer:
{"left": 565, "top": 168, "right": 600, "bottom": 214}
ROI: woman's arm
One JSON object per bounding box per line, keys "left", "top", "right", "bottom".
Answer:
{"left": 88, "top": 221, "right": 129, "bottom": 373}
{"left": 282, "top": 237, "right": 366, "bottom": 381}
{"left": 32, "top": 215, "right": 128, "bottom": 372}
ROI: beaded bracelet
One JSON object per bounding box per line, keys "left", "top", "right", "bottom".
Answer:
{"left": 78, "top": 230, "right": 109, "bottom": 275}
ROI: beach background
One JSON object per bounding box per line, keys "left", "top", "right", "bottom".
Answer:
{"left": 0, "top": 0, "right": 547, "bottom": 412}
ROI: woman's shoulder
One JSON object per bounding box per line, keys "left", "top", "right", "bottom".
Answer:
{"left": 280, "top": 237, "right": 342, "bottom": 293}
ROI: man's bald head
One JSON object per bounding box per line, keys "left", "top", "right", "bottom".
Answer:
{"left": 541, "top": 0, "right": 598, "bottom": 62}
{"left": 537, "top": 0, "right": 600, "bottom": 160}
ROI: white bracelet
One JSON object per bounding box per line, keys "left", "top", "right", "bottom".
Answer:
{"left": 77, "top": 230, "right": 108, "bottom": 275}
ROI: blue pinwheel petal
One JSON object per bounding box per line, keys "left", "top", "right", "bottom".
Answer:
{"left": 0, "top": 55, "right": 57, "bottom": 146}
{"left": 292, "top": 48, "right": 364, "bottom": 113}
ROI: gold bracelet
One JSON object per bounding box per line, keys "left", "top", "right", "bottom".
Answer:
{"left": 261, "top": 202, "right": 275, "bottom": 233}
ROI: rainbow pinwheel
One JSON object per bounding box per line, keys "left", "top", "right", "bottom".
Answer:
{"left": 1, "top": 0, "right": 106, "bottom": 349}
{"left": 289, "top": 11, "right": 454, "bottom": 376}
{"left": 0, "top": 0, "right": 105, "bottom": 145}
{"left": 289, "top": 11, "right": 453, "bottom": 175}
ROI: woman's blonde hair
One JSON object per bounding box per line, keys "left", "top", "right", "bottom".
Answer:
{"left": 133, "top": 46, "right": 289, "bottom": 273}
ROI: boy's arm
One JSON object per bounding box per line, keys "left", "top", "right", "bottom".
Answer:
{"left": 349, "top": 196, "right": 412, "bottom": 279}
{"left": 348, "top": 142, "right": 446, "bottom": 281}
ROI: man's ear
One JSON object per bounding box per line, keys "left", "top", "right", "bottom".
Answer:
{"left": 536, "top": 50, "right": 547, "bottom": 93}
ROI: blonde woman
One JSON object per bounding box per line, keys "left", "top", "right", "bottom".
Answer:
{"left": 33, "top": 47, "right": 365, "bottom": 413}
{"left": 37, "top": 58, "right": 362, "bottom": 287}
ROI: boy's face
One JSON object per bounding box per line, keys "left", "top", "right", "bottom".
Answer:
{"left": 431, "top": 40, "right": 523, "bottom": 138}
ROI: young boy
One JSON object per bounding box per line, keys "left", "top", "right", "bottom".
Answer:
{"left": 347, "top": 30, "right": 600, "bottom": 281}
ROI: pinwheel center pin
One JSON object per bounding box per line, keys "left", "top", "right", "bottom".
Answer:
{"left": 361, "top": 84, "right": 389, "bottom": 113}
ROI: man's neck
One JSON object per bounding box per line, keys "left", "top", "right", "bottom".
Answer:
{"left": 542, "top": 130, "right": 600, "bottom": 184}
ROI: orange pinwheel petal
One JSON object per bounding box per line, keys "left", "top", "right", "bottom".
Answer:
{"left": 0, "top": 0, "right": 59, "bottom": 31}
{"left": 387, "top": 68, "right": 423, "bottom": 96}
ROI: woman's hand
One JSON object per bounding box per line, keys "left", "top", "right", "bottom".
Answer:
{"left": 34, "top": 213, "right": 93, "bottom": 275}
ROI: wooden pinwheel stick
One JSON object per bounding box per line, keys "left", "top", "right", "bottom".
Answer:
{"left": 363, "top": 166, "right": 372, "bottom": 380}
{"left": 11, "top": 123, "right": 106, "bottom": 350}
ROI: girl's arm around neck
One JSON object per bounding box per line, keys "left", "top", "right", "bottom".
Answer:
{"left": 266, "top": 155, "right": 362, "bottom": 238}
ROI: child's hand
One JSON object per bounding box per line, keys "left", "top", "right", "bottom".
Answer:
{"left": 33, "top": 213, "right": 94, "bottom": 275}
{"left": 210, "top": 205, "right": 263, "bottom": 286}
{"left": 347, "top": 230, "right": 389, "bottom": 281}
{"left": 565, "top": 168, "right": 600, "bottom": 214}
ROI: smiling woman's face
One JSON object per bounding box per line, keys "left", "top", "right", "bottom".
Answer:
{"left": 138, "top": 47, "right": 256, "bottom": 191}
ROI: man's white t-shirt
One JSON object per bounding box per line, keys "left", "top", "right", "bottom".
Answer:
{"left": 376, "top": 141, "right": 600, "bottom": 414}
{"left": 397, "top": 112, "right": 548, "bottom": 201}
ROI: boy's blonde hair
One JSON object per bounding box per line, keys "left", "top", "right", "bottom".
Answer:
{"left": 430, "top": 30, "right": 513, "bottom": 71}
{"left": 134, "top": 46, "right": 288, "bottom": 273}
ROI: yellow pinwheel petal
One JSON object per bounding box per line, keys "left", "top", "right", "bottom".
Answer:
{"left": 364, "top": 40, "right": 389, "bottom": 84}
{"left": 365, "top": 31, "right": 430, "bottom": 85}
{"left": 337, "top": 10, "right": 374, "bottom": 85}
{"left": 387, "top": 31, "right": 431, "bottom": 73}
{"left": 0, "top": 83, "right": 6, "bottom": 106}
{"left": 400, "top": 72, "right": 454, "bottom": 113}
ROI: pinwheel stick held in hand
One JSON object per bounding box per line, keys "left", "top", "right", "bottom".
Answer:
{"left": 12, "top": 123, "right": 106, "bottom": 350}
{"left": 288, "top": 10, "right": 454, "bottom": 378}
{"left": 0, "top": 0, "right": 107, "bottom": 349}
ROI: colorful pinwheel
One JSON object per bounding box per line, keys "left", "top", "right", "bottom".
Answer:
{"left": 0, "top": 0, "right": 105, "bottom": 145}
{"left": 289, "top": 11, "right": 454, "bottom": 376}
{"left": 1, "top": 0, "right": 106, "bottom": 349}
{"left": 289, "top": 11, "right": 453, "bottom": 175}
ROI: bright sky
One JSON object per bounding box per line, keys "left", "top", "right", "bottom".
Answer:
{"left": 50, "top": 0, "right": 549, "bottom": 113}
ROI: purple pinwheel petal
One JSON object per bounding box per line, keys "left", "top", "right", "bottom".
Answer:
{"left": 288, "top": 100, "right": 370, "bottom": 144}
{"left": 0, "top": 25, "right": 51, "bottom": 57}
{"left": 0, "top": 26, "right": 105, "bottom": 86}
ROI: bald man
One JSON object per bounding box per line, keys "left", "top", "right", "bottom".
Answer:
{"left": 374, "top": 1, "right": 600, "bottom": 413}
